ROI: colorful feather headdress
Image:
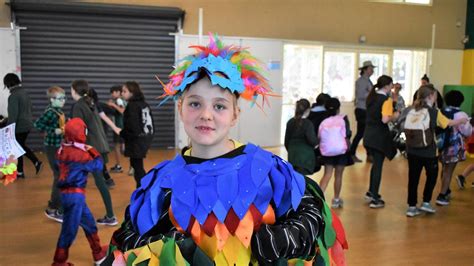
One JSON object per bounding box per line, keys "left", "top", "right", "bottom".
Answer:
{"left": 157, "top": 33, "right": 276, "bottom": 109}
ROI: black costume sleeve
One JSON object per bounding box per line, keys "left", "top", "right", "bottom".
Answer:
{"left": 111, "top": 190, "right": 175, "bottom": 251}
{"left": 250, "top": 188, "right": 323, "bottom": 265}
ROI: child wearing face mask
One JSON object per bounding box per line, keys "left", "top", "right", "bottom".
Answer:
{"left": 34, "top": 86, "right": 67, "bottom": 223}
{"left": 402, "top": 85, "right": 468, "bottom": 217}
{"left": 52, "top": 118, "right": 107, "bottom": 266}
{"left": 104, "top": 34, "right": 348, "bottom": 265}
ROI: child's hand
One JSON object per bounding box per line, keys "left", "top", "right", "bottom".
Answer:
{"left": 54, "top": 128, "right": 63, "bottom": 135}
{"left": 113, "top": 126, "right": 122, "bottom": 135}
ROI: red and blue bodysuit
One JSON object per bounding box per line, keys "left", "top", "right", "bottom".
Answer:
{"left": 52, "top": 118, "right": 107, "bottom": 266}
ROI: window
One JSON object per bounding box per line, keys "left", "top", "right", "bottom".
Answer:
{"left": 281, "top": 44, "right": 427, "bottom": 144}
{"left": 359, "top": 53, "right": 390, "bottom": 85}
{"left": 405, "top": 0, "right": 431, "bottom": 4}
{"left": 392, "top": 50, "right": 427, "bottom": 104}
{"left": 282, "top": 45, "right": 322, "bottom": 105}
{"left": 281, "top": 44, "right": 322, "bottom": 144}
{"left": 371, "top": 0, "right": 431, "bottom": 5}
{"left": 323, "top": 51, "right": 356, "bottom": 102}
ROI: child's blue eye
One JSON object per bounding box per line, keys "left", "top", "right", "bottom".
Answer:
{"left": 214, "top": 104, "right": 226, "bottom": 111}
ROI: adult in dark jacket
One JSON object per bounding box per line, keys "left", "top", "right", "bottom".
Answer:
{"left": 119, "top": 81, "right": 154, "bottom": 187}
{"left": 4, "top": 73, "right": 42, "bottom": 178}
{"left": 363, "top": 75, "right": 399, "bottom": 209}
{"left": 284, "top": 99, "right": 317, "bottom": 176}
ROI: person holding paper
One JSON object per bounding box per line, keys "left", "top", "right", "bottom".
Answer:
{"left": 4, "top": 73, "right": 43, "bottom": 178}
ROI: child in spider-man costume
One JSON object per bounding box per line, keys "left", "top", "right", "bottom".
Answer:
{"left": 52, "top": 118, "right": 107, "bottom": 266}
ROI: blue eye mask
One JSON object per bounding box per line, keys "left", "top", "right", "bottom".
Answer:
{"left": 174, "top": 54, "right": 245, "bottom": 94}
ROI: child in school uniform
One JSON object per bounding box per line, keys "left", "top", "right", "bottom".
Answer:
{"left": 318, "top": 97, "right": 353, "bottom": 208}
{"left": 34, "top": 86, "right": 66, "bottom": 222}
{"left": 436, "top": 90, "right": 472, "bottom": 205}
{"left": 103, "top": 34, "right": 348, "bottom": 265}
{"left": 403, "top": 85, "right": 468, "bottom": 217}
{"left": 52, "top": 118, "right": 107, "bottom": 266}
{"left": 107, "top": 85, "right": 126, "bottom": 173}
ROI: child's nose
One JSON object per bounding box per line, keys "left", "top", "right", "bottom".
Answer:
{"left": 200, "top": 106, "right": 213, "bottom": 121}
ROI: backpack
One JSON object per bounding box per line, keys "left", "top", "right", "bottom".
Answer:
{"left": 403, "top": 108, "right": 434, "bottom": 148}
{"left": 436, "top": 107, "right": 460, "bottom": 149}
{"left": 318, "top": 115, "right": 348, "bottom": 156}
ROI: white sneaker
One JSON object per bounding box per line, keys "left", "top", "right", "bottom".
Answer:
{"left": 406, "top": 206, "right": 421, "bottom": 217}
{"left": 331, "top": 198, "right": 343, "bottom": 209}
{"left": 419, "top": 202, "right": 436, "bottom": 214}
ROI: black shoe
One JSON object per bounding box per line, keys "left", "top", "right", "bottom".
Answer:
{"left": 369, "top": 198, "right": 385, "bottom": 209}
{"left": 44, "top": 208, "right": 63, "bottom": 223}
{"left": 110, "top": 164, "right": 123, "bottom": 173}
{"left": 17, "top": 172, "right": 25, "bottom": 179}
{"left": 96, "top": 215, "right": 118, "bottom": 226}
{"left": 105, "top": 178, "right": 115, "bottom": 188}
{"left": 34, "top": 161, "right": 43, "bottom": 175}
{"left": 436, "top": 194, "right": 449, "bottom": 206}
{"left": 456, "top": 175, "right": 466, "bottom": 189}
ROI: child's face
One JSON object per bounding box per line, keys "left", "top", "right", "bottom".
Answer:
{"left": 70, "top": 87, "right": 80, "bottom": 101}
{"left": 179, "top": 77, "right": 239, "bottom": 148}
{"left": 121, "top": 86, "right": 132, "bottom": 101}
{"left": 111, "top": 90, "right": 121, "bottom": 99}
{"left": 50, "top": 93, "right": 66, "bottom": 108}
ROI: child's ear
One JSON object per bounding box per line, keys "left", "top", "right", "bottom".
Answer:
{"left": 177, "top": 98, "right": 184, "bottom": 120}
{"left": 231, "top": 106, "right": 240, "bottom": 126}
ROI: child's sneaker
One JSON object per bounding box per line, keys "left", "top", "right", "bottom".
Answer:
{"left": 45, "top": 208, "right": 63, "bottom": 223}
{"left": 34, "top": 161, "right": 43, "bottom": 175}
{"left": 420, "top": 202, "right": 436, "bottom": 213}
{"left": 110, "top": 164, "right": 123, "bottom": 173}
{"left": 364, "top": 191, "right": 374, "bottom": 202}
{"left": 96, "top": 216, "right": 118, "bottom": 226}
{"left": 456, "top": 175, "right": 466, "bottom": 189}
{"left": 369, "top": 198, "right": 385, "bottom": 209}
{"left": 435, "top": 194, "right": 449, "bottom": 206}
{"left": 17, "top": 172, "right": 25, "bottom": 179}
{"left": 331, "top": 198, "right": 344, "bottom": 209}
{"left": 128, "top": 167, "right": 134, "bottom": 176}
{"left": 406, "top": 206, "right": 421, "bottom": 217}
{"left": 105, "top": 178, "right": 115, "bottom": 188}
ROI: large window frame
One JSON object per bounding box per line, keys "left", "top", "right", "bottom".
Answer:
{"left": 281, "top": 43, "right": 427, "bottom": 144}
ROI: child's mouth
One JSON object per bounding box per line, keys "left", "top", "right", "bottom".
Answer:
{"left": 196, "top": 126, "right": 215, "bottom": 133}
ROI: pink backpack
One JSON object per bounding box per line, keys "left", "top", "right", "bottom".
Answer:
{"left": 318, "top": 115, "right": 348, "bottom": 156}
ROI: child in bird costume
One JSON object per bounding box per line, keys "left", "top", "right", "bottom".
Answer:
{"left": 104, "top": 34, "right": 347, "bottom": 265}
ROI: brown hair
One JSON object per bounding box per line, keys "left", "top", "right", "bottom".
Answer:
{"left": 413, "top": 84, "right": 436, "bottom": 111}
{"left": 124, "top": 81, "right": 144, "bottom": 101}
{"left": 294, "top": 98, "right": 310, "bottom": 127}
{"left": 71, "top": 80, "right": 94, "bottom": 109}
{"left": 366, "top": 75, "right": 393, "bottom": 106}
{"left": 47, "top": 86, "right": 65, "bottom": 98}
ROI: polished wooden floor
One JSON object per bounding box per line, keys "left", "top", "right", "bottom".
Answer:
{"left": 1, "top": 147, "right": 473, "bottom": 265}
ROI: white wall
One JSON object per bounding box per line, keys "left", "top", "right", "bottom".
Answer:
{"left": 0, "top": 28, "right": 19, "bottom": 117}
{"left": 175, "top": 34, "right": 283, "bottom": 148}
{"left": 429, "top": 49, "right": 463, "bottom": 93}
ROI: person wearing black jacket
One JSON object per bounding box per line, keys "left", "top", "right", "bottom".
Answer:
{"left": 119, "top": 81, "right": 154, "bottom": 187}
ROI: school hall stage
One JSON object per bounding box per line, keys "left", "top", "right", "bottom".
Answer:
{"left": 1, "top": 147, "right": 473, "bottom": 265}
